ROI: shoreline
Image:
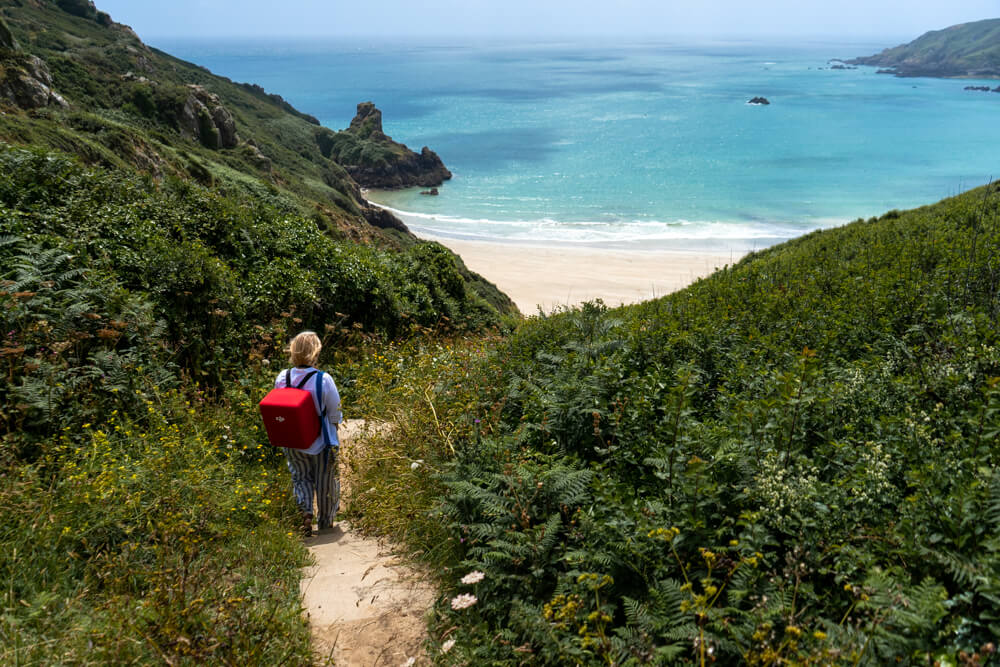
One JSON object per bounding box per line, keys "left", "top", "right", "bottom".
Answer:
{"left": 379, "top": 203, "right": 746, "bottom": 313}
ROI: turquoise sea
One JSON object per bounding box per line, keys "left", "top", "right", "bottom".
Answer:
{"left": 160, "top": 38, "right": 1000, "bottom": 252}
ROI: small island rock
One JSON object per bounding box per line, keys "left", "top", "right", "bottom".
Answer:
{"left": 747, "top": 96, "right": 770, "bottom": 105}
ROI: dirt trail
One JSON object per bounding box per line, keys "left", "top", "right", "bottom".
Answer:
{"left": 300, "top": 421, "right": 435, "bottom": 666}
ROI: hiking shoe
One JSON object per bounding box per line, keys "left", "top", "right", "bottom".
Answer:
{"left": 301, "top": 513, "right": 314, "bottom": 538}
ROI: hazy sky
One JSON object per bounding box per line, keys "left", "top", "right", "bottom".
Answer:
{"left": 96, "top": 0, "right": 998, "bottom": 42}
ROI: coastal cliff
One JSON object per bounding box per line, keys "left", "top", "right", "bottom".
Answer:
{"left": 316, "top": 101, "right": 452, "bottom": 189}
{"left": 849, "top": 18, "right": 1000, "bottom": 77}
{"left": 0, "top": 0, "right": 513, "bottom": 316}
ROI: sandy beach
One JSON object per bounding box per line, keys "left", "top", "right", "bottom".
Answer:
{"left": 372, "top": 204, "right": 747, "bottom": 313}
{"left": 419, "top": 236, "right": 742, "bottom": 314}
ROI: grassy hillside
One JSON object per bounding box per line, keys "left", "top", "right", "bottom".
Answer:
{"left": 1, "top": 1, "right": 367, "bottom": 229}
{"left": 348, "top": 186, "right": 1000, "bottom": 664}
{"left": 0, "top": 1, "right": 515, "bottom": 313}
{"left": 850, "top": 18, "right": 1000, "bottom": 78}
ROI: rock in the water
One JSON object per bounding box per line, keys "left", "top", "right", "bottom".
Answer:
{"left": 180, "top": 85, "right": 239, "bottom": 149}
{"left": 965, "top": 85, "right": 991, "bottom": 91}
{"left": 747, "top": 96, "right": 770, "bottom": 105}
{"left": 420, "top": 187, "right": 440, "bottom": 196}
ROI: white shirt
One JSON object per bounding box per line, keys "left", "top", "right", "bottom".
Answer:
{"left": 274, "top": 367, "right": 342, "bottom": 455}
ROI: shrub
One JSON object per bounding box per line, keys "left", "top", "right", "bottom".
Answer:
{"left": 346, "top": 183, "right": 1000, "bottom": 664}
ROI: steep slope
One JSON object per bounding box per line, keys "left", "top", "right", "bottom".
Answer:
{"left": 0, "top": 0, "right": 516, "bottom": 315}
{"left": 0, "top": 1, "right": 374, "bottom": 235}
{"left": 849, "top": 17, "right": 1000, "bottom": 77}
{"left": 345, "top": 183, "right": 1000, "bottom": 663}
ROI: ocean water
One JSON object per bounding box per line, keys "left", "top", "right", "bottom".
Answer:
{"left": 159, "top": 38, "right": 1000, "bottom": 252}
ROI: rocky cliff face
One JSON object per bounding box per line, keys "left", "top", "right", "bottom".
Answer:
{"left": 0, "top": 16, "right": 68, "bottom": 110}
{"left": 181, "top": 85, "right": 239, "bottom": 149}
{"left": 0, "top": 53, "right": 69, "bottom": 109}
{"left": 348, "top": 143, "right": 452, "bottom": 190}
{"left": 317, "top": 102, "right": 452, "bottom": 189}
{"left": 349, "top": 101, "right": 389, "bottom": 141}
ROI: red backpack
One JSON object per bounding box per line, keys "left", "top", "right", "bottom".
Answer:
{"left": 259, "top": 369, "right": 334, "bottom": 449}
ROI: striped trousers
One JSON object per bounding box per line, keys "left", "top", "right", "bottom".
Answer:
{"left": 284, "top": 446, "right": 340, "bottom": 527}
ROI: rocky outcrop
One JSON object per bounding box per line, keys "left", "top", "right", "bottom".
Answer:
{"left": 242, "top": 140, "right": 272, "bottom": 172}
{"left": 317, "top": 102, "right": 452, "bottom": 189}
{"left": 180, "top": 85, "right": 239, "bottom": 149}
{"left": 363, "top": 204, "right": 410, "bottom": 233}
{"left": 747, "top": 96, "right": 770, "bottom": 105}
{"left": 55, "top": 0, "right": 112, "bottom": 26}
{"left": 0, "top": 54, "right": 69, "bottom": 109}
{"left": 348, "top": 101, "right": 389, "bottom": 141}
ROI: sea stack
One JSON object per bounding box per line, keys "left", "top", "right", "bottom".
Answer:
{"left": 314, "top": 102, "right": 452, "bottom": 189}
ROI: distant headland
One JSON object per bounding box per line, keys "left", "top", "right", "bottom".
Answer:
{"left": 848, "top": 17, "right": 1000, "bottom": 78}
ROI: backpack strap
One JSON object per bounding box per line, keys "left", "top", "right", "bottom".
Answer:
{"left": 294, "top": 370, "right": 318, "bottom": 389}
{"left": 315, "top": 370, "right": 336, "bottom": 448}
{"left": 285, "top": 369, "right": 318, "bottom": 388}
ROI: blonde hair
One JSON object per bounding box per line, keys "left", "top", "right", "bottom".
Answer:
{"left": 288, "top": 331, "right": 321, "bottom": 367}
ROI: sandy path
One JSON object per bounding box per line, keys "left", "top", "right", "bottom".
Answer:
{"left": 300, "top": 421, "right": 435, "bottom": 666}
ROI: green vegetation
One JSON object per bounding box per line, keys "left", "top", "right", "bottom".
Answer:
{"left": 0, "top": 3, "right": 516, "bottom": 661}
{"left": 0, "top": 141, "right": 508, "bottom": 664}
{"left": 348, "top": 185, "right": 1000, "bottom": 664}
{"left": 4, "top": 2, "right": 1000, "bottom": 665}
{"left": 850, "top": 18, "right": 1000, "bottom": 78}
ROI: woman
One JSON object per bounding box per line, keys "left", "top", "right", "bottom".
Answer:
{"left": 276, "top": 331, "right": 342, "bottom": 537}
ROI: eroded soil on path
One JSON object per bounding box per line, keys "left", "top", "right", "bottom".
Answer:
{"left": 300, "top": 421, "right": 435, "bottom": 666}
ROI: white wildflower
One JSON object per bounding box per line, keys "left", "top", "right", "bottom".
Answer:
{"left": 450, "top": 593, "right": 478, "bottom": 610}
{"left": 410, "top": 459, "right": 423, "bottom": 471}
{"left": 441, "top": 639, "right": 456, "bottom": 653}
{"left": 461, "top": 570, "right": 485, "bottom": 585}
